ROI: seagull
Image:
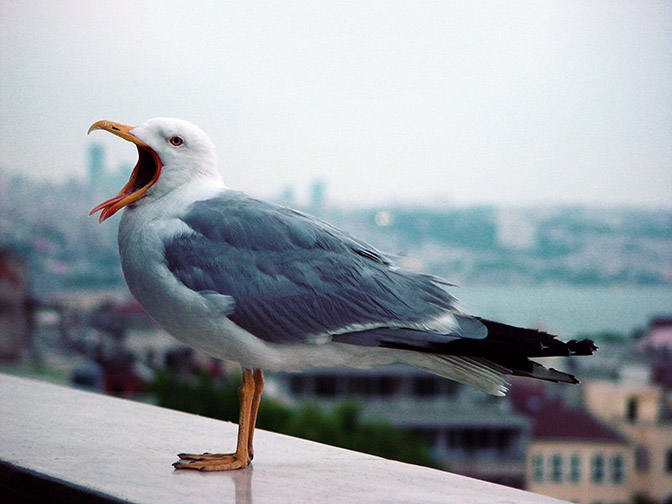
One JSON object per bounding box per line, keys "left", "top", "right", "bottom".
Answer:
{"left": 88, "top": 117, "right": 596, "bottom": 471}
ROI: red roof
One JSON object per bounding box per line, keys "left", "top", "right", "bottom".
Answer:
{"left": 510, "top": 380, "right": 626, "bottom": 443}
{"left": 652, "top": 357, "right": 672, "bottom": 387}
{"left": 651, "top": 317, "right": 672, "bottom": 329}
{"left": 0, "top": 248, "right": 22, "bottom": 286}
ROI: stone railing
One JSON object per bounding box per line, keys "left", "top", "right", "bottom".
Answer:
{"left": 0, "top": 373, "right": 568, "bottom": 503}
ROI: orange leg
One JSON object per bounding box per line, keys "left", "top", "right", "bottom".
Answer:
{"left": 173, "top": 368, "right": 264, "bottom": 471}
{"left": 247, "top": 369, "right": 264, "bottom": 458}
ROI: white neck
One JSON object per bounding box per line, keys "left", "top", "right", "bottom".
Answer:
{"left": 125, "top": 176, "right": 228, "bottom": 224}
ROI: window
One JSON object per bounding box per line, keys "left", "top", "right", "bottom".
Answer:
{"left": 413, "top": 376, "right": 439, "bottom": 397}
{"left": 495, "top": 429, "right": 514, "bottom": 453}
{"left": 462, "top": 429, "right": 486, "bottom": 452}
{"left": 378, "top": 376, "right": 401, "bottom": 396}
{"left": 551, "top": 454, "right": 563, "bottom": 483}
{"left": 314, "top": 375, "right": 337, "bottom": 396}
{"left": 412, "top": 428, "right": 439, "bottom": 448}
{"left": 570, "top": 454, "right": 581, "bottom": 483}
{"left": 591, "top": 454, "right": 605, "bottom": 484}
{"left": 611, "top": 454, "right": 625, "bottom": 484}
{"left": 289, "top": 375, "right": 304, "bottom": 395}
{"left": 445, "top": 429, "right": 461, "bottom": 450}
{"left": 532, "top": 454, "right": 544, "bottom": 482}
{"left": 626, "top": 397, "right": 639, "bottom": 423}
{"left": 347, "top": 377, "right": 374, "bottom": 397}
{"left": 635, "top": 446, "right": 650, "bottom": 472}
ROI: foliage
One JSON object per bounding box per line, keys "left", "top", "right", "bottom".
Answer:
{"left": 149, "top": 369, "right": 438, "bottom": 468}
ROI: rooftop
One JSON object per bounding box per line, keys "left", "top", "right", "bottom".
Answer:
{"left": 0, "top": 373, "right": 569, "bottom": 503}
{"left": 510, "top": 381, "right": 626, "bottom": 443}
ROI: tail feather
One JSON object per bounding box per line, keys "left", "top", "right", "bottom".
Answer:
{"left": 402, "top": 352, "right": 509, "bottom": 396}
{"left": 489, "top": 357, "right": 580, "bottom": 384}
{"left": 332, "top": 316, "right": 597, "bottom": 393}
{"left": 474, "top": 318, "right": 597, "bottom": 358}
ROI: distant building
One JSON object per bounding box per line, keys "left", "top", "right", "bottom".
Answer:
{"left": 584, "top": 380, "right": 672, "bottom": 504}
{"left": 87, "top": 143, "right": 131, "bottom": 203}
{"left": 0, "top": 248, "right": 30, "bottom": 361}
{"left": 279, "top": 186, "right": 296, "bottom": 208}
{"left": 512, "top": 381, "right": 633, "bottom": 503}
{"left": 637, "top": 316, "right": 672, "bottom": 353}
{"left": 275, "top": 365, "right": 530, "bottom": 487}
{"left": 309, "top": 179, "right": 326, "bottom": 216}
{"left": 87, "top": 143, "right": 106, "bottom": 190}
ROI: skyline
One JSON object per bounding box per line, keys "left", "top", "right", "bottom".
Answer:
{"left": 1, "top": 1, "right": 671, "bottom": 208}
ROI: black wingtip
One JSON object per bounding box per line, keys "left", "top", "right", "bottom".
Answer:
{"left": 567, "top": 339, "right": 598, "bottom": 356}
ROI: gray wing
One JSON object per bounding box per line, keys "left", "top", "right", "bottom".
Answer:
{"left": 164, "top": 192, "right": 482, "bottom": 345}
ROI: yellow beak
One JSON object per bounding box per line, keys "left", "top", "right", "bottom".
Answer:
{"left": 87, "top": 120, "right": 162, "bottom": 222}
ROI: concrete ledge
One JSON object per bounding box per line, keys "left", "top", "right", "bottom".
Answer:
{"left": 0, "top": 373, "right": 568, "bottom": 503}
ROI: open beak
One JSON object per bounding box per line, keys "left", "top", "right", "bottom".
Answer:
{"left": 88, "top": 120, "right": 162, "bottom": 222}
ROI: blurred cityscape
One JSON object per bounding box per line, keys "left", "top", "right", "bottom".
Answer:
{"left": 2, "top": 144, "right": 671, "bottom": 297}
{"left": 1, "top": 144, "right": 671, "bottom": 503}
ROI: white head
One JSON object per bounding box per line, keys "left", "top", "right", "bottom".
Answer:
{"left": 88, "top": 117, "right": 223, "bottom": 222}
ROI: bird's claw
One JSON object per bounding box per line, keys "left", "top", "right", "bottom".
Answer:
{"left": 173, "top": 452, "right": 251, "bottom": 471}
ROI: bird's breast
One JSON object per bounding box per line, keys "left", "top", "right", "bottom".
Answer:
{"left": 116, "top": 197, "right": 283, "bottom": 367}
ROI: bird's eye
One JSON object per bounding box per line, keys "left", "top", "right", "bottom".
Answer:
{"left": 169, "top": 136, "right": 184, "bottom": 146}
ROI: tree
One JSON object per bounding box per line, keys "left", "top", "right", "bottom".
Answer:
{"left": 150, "top": 370, "right": 437, "bottom": 468}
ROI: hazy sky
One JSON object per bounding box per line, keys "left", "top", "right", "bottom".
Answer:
{"left": 1, "top": 1, "right": 671, "bottom": 208}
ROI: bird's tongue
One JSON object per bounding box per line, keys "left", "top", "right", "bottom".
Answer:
{"left": 89, "top": 189, "right": 135, "bottom": 222}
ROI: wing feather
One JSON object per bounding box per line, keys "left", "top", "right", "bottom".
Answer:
{"left": 163, "top": 192, "right": 596, "bottom": 389}
{"left": 164, "top": 192, "right": 463, "bottom": 345}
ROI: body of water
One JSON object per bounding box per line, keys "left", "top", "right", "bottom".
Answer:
{"left": 451, "top": 284, "right": 671, "bottom": 337}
